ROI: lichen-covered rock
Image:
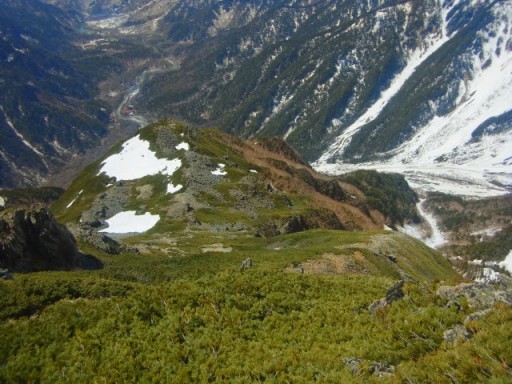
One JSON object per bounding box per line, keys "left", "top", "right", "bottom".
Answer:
{"left": 443, "top": 324, "right": 473, "bottom": 344}
{"left": 0, "top": 208, "right": 102, "bottom": 272}
{"left": 437, "top": 281, "right": 512, "bottom": 310}
{"left": 240, "top": 258, "right": 253, "bottom": 270}
{"left": 343, "top": 357, "right": 395, "bottom": 378}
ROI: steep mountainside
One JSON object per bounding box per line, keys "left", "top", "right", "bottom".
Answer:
{"left": 3, "top": 0, "right": 511, "bottom": 196}
{"left": 0, "top": 0, "right": 114, "bottom": 188}
{"left": 45, "top": 0, "right": 512, "bottom": 195}
{"left": 8, "top": 123, "right": 512, "bottom": 384}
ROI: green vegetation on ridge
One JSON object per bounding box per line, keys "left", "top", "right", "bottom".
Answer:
{"left": 1, "top": 226, "right": 509, "bottom": 383}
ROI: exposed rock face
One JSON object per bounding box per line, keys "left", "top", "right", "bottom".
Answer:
{"left": 437, "top": 281, "right": 512, "bottom": 310}
{"left": 255, "top": 138, "right": 309, "bottom": 167}
{"left": 385, "top": 280, "right": 405, "bottom": 303}
{"left": 0, "top": 208, "right": 102, "bottom": 272}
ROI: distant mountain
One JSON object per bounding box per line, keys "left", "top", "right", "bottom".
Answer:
{"left": 3, "top": 0, "right": 511, "bottom": 197}
{"left": 0, "top": 0, "right": 112, "bottom": 188}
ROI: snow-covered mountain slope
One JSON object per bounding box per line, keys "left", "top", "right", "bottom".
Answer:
{"left": 4, "top": 0, "right": 512, "bottom": 197}
{"left": 315, "top": 0, "right": 512, "bottom": 198}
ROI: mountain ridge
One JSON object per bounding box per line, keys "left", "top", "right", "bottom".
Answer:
{"left": 44, "top": 119, "right": 462, "bottom": 285}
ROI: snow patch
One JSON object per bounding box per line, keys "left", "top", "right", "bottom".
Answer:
{"left": 87, "top": 15, "right": 129, "bottom": 30}
{"left": 65, "top": 189, "right": 83, "bottom": 209}
{"left": 99, "top": 211, "right": 159, "bottom": 234}
{"left": 476, "top": 267, "right": 501, "bottom": 283}
{"left": 99, "top": 135, "right": 182, "bottom": 181}
{"left": 167, "top": 183, "right": 183, "bottom": 194}
{"left": 0, "top": 196, "right": 5, "bottom": 208}
{"left": 50, "top": 139, "right": 70, "bottom": 156}
{"left": 249, "top": 169, "right": 258, "bottom": 174}
{"left": 175, "top": 142, "right": 189, "bottom": 151}
{"left": 0, "top": 106, "right": 45, "bottom": 158}
{"left": 499, "top": 250, "right": 512, "bottom": 274}
{"left": 471, "top": 227, "right": 501, "bottom": 238}
{"left": 211, "top": 163, "right": 227, "bottom": 176}
{"left": 399, "top": 200, "right": 445, "bottom": 248}
{"left": 208, "top": 7, "right": 236, "bottom": 36}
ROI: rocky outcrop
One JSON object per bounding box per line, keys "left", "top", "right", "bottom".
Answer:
{"left": 256, "top": 210, "right": 343, "bottom": 238}
{"left": 437, "top": 277, "right": 512, "bottom": 344}
{"left": 295, "top": 169, "right": 346, "bottom": 202}
{"left": 369, "top": 280, "right": 405, "bottom": 314}
{"left": 437, "top": 280, "right": 512, "bottom": 310}
{"left": 0, "top": 208, "right": 102, "bottom": 272}
{"left": 343, "top": 357, "right": 395, "bottom": 379}
{"left": 443, "top": 324, "right": 473, "bottom": 344}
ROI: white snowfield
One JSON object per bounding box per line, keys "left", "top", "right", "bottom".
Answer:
{"left": 316, "top": 162, "right": 510, "bottom": 199}
{"left": 476, "top": 267, "right": 502, "bottom": 283}
{"left": 99, "top": 135, "right": 182, "bottom": 181}
{"left": 97, "top": 135, "right": 186, "bottom": 233}
{"left": 314, "top": 0, "right": 512, "bottom": 199}
{"left": 99, "top": 211, "right": 160, "bottom": 234}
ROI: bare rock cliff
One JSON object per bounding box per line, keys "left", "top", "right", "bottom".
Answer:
{"left": 0, "top": 208, "right": 102, "bottom": 272}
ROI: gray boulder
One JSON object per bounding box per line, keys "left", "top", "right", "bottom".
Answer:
{"left": 443, "top": 324, "right": 472, "bottom": 344}
{"left": 240, "top": 258, "right": 253, "bottom": 270}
